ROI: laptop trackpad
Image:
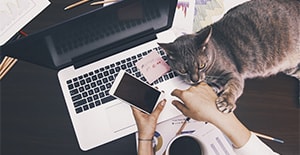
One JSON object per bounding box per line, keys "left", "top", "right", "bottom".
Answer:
{"left": 106, "top": 102, "right": 136, "bottom": 133}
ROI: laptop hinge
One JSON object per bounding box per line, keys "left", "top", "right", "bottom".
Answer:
{"left": 72, "top": 28, "right": 157, "bottom": 69}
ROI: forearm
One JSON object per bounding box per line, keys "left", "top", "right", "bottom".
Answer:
{"left": 137, "top": 141, "right": 154, "bottom": 155}
{"left": 211, "top": 112, "right": 251, "bottom": 148}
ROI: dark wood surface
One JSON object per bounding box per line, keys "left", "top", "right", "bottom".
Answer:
{"left": 1, "top": 0, "right": 299, "bottom": 154}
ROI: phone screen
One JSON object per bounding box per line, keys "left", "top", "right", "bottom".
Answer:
{"left": 113, "top": 72, "right": 161, "bottom": 114}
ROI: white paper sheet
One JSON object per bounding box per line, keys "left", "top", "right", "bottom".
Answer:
{"left": 135, "top": 115, "right": 236, "bottom": 155}
{"left": 0, "top": 0, "right": 50, "bottom": 45}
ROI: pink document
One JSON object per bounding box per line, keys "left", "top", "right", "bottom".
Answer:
{"left": 135, "top": 51, "right": 171, "bottom": 84}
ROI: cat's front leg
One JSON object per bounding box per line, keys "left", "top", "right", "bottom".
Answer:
{"left": 216, "top": 76, "right": 244, "bottom": 113}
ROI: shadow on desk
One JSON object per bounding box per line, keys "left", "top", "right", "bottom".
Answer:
{"left": 1, "top": 61, "right": 299, "bottom": 155}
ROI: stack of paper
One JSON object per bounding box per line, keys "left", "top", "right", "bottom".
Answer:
{"left": 0, "top": 0, "right": 50, "bottom": 46}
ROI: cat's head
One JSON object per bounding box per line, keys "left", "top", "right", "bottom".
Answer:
{"left": 158, "top": 26, "right": 213, "bottom": 85}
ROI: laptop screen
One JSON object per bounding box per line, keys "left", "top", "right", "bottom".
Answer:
{"left": 1, "top": 0, "right": 177, "bottom": 70}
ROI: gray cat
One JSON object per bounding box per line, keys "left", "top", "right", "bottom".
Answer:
{"left": 159, "top": 0, "right": 300, "bottom": 113}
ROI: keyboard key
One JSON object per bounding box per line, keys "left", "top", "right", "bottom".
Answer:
{"left": 87, "top": 97, "right": 93, "bottom": 102}
{"left": 96, "top": 80, "right": 102, "bottom": 85}
{"left": 80, "top": 80, "right": 86, "bottom": 85}
{"left": 95, "top": 100, "right": 101, "bottom": 106}
{"left": 93, "top": 94, "right": 99, "bottom": 100}
{"left": 88, "top": 90, "right": 94, "bottom": 95}
{"left": 99, "top": 92, "right": 105, "bottom": 98}
{"left": 68, "top": 84, "right": 74, "bottom": 90}
{"left": 85, "top": 84, "right": 91, "bottom": 90}
{"left": 74, "top": 99, "right": 87, "bottom": 107}
{"left": 89, "top": 103, "right": 95, "bottom": 109}
{"left": 97, "top": 73, "right": 103, "bottom": 78}
{"left": 100, "top": 85, "right": 105, "bottom": 91}
{"left": 82, "top": 92, "right": 88, "bottom": 97}
{"left": 72, "top": 94, "right": 82, "bottom": 102}
{"left": 108, "top": 75, "right": 114, "bottom": 81}
{"left": 70, "top": 89, "right": 79, "bottom": 96}
{"left": 79, "top": 87, "right": 84, "bottom": 92}
{"left": 121, "top": 64, "right": 126, "bottom": 70}
{"left": 75, "top": 107, "right": 83, "bottom": 113}
{"left": 109, "top": 69, "right": 115, "bottom": 74}
{"left": 74, "top": 82, "right": 80, "bottom": 87}
{"left": 91, "top": 82, "right": 96, "bottom": 88}
{"left": 67, "top": 80, "right": 72, "bottom": 84}
{"left": 86, "top": 77, "right": 92, "bottom": 83}
{"left": 83, "top": 105, "right": 89, "bottom": 111}
{"left": 102, "top": 78, "right": 108, "bottom": 83}
{"left": 104, "top": 71, "right": 109, "bottom": 76}
{"left": 127, "top": 62, "right": 133, "bottom": 68}
{"left": 115, "top": 66, "right": 121, "bottom": 72}
{"left": 73, "top": 77, "right": 78, "bottom": 82}
{"left": 101, "top": 96, "right": 116, "bottom": 104}
{"left": 94, "top": 87, "right": 100, "bottom": 93}
{"left": 106, "top": 83, "right": 112, "bottom": 89}
{"left": 92, "top": 75, "right": 97, "bottom": 81}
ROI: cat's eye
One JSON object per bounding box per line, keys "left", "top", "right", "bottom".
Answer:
{"left": 199, "top": 63, "right": 206, "bottom": 69}
{"left": 177, "top": 69, "right": 187, "bottom": 75}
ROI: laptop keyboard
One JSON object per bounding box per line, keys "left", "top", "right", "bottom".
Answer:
{"left": 66, "top": 47, "right": 177, "bottom": 114}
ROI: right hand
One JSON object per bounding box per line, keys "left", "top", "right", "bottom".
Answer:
{"left": 171, "top": 82, "right": 221, "bottom": 123}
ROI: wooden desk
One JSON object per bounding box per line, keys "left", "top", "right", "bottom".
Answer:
{"left": 1, "top": 0, "right": 299, "bottom": 154}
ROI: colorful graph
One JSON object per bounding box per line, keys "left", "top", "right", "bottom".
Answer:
{"left": 177, "top": 1, "right": 190, "bottom": 17}
{"left": 193, "top": 0, "right": 224, "bottom": 32}
{"left": 153, "top": 131, "right": 163, "bottom": 151}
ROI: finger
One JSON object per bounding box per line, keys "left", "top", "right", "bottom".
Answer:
{"left": 172, "top": 100, "right": 188, "bottom": 115}
{"left": 151, "top": 99, "right": 166, "bottom": 118}
{"left": 195, "top": 82, "right": 217, "bottom": 98}
{"left": 171, "top": 89, "right": 183, "bottom": 98}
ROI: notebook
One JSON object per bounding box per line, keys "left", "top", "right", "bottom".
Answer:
{"left": 1, "top": 0, "right": 190, "bottom": 151}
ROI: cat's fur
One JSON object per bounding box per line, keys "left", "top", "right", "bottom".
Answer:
{"left": 159, "top": 0, "right": 300, "bottom": 113}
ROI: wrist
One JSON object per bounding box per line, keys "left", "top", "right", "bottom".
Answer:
{"left": 138, "top": 138, "right": 153, "bottom": 142}
{"left": 138, "top": 132, "right": 155, "bottom": 140}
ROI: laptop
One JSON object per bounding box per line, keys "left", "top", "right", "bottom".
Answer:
{"left": 1, "top": 0, "right": 190, "bottom": 151}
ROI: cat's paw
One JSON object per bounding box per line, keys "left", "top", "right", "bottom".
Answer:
{"left": 215, "top": 95, "right": 236, "bottom": 113}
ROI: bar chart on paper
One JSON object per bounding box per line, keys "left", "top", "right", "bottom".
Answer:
{"left": 0, "top": 0, "right": 50, "bottom": 45}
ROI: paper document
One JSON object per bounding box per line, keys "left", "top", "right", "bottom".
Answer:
{"left": 0, "top": 0, "right": 50, "bottom": 45}
{"left": 136, "top": 115, "right": 236, "bottom": 155}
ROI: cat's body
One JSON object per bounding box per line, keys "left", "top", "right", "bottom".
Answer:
{"left": 159, "top": 0, "right": 300, "bottom": 113}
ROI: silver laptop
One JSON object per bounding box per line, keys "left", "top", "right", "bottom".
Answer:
{"left": 2, "top": 0, "right": 190, "bottom": 151}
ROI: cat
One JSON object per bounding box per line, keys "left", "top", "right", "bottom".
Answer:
{"left": 158, "top": 0, "right": 300, "bottom": 113}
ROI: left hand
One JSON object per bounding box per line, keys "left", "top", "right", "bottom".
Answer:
{"left": 131, "top": 99, "right": 166, "bottom": 139}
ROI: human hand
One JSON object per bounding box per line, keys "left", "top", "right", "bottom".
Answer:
{"left": 171, "top": 82, "right": 222, "bottom": 124}
{"left": 131, "top": 99, "right": 166, "bottom": 139}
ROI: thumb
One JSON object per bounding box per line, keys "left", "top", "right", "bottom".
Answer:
{"left": 151, "top": 99, "right": 166, "bottom": 118}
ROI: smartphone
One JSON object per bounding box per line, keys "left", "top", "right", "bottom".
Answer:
{"left": 109, "top": 70, "right": 164, "bottom": 114}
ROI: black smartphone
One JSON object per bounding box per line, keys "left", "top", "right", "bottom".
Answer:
{"left": 109, "top": 70, "right": 164, "bottom": 114}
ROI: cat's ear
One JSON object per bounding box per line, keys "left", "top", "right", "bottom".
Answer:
{"left": 157, "top": 42, "right": 174, "bottom": 54}
{"left": 195, "top": 26, "right": 212, "bottom": 46}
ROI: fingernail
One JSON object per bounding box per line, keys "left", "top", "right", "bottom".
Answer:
{"left": 161, "top": 99, "right": 166, "bottom": 106}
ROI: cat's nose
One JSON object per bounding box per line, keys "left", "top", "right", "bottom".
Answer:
{"left": 190, "top": 74, "right": 200, "bottom": 83}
